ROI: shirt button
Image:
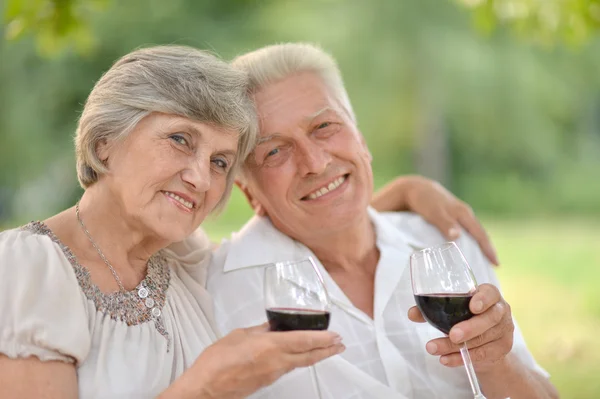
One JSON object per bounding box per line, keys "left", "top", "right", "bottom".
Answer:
{"left": 151, "top": 307, "right": 161, "bottom": 318}
{"left": 138, "top": 287, "right": 149, "bottom": 299}
{"left": 145, "top": 297, "right": 155, "bottom": 308}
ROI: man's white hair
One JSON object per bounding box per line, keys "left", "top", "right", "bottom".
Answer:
{"left": 231, "top": 42, "right": 356, "bottom": 124}
{"left": 231, "top": 43, "right": 356, "bottom": 185}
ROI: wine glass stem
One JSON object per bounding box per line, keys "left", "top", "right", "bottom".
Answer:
{"left": 459, "top": 343, "right": 487, "bottom": 399}
{"left": 310, "top": 364, "right": 323, "bottom": 399}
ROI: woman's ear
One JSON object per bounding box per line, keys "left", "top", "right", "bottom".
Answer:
{"left": 235, "top": 180, "right": 267, "bottom": 217}
{"left": 96, "top": 138, "right": 110, "bottom": 166}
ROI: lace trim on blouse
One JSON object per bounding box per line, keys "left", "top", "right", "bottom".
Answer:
{"left": 21, "top": 221, "right": 171, "bottom": 349}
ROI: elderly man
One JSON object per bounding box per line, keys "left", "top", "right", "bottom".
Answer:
{"left": 206, "top": 43, "right": 558, "bottom": 399}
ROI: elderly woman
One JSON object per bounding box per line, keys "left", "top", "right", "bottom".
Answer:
{"left": 0, "top": 45, "right": 495, "bottom": 398}
{"left": 0, "top": 45, "right": 347, "bottom": 398}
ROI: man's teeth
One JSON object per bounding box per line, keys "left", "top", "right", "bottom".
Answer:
{"left": 307, "top": 176, "right": 346, "bottom": 200}
{"left": 164, "top": 192, "right": 194, "bottom": 209}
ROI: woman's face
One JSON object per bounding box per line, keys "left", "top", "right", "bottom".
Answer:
{"left": 98, "top": 112, "right": 238, "bottom": 243}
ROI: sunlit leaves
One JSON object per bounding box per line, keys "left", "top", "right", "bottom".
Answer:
{"left": 457, "top": 0, "right": 600, "bottom": 46}
{"left": 3, "top": 0, "right": 110, "bottom": 55}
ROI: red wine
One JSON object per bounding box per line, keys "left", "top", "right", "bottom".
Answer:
{"left": 414, "top": 293, "right": 474, "bottom": 334}
{"left": 267, "top": 308, "right": 331, "bottom": 331}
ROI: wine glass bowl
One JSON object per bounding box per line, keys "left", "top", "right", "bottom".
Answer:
{"left": 264, "top": 257, "right": 331, "bottom": 332}
{"left": 264, "top": 257, "right": 331, "bottom": 399}
{"left": 411, "top": 242, "right": 477, "bottom": 334}
{"left": 410, "top": 242, "right": 477, "bottom": 295}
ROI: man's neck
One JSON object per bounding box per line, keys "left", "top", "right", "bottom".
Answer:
{"left": 296, "top": 211, "right": 379, "bottom": 318}
{"left": 300, "top": 212, "right": 379, "bottom": 275}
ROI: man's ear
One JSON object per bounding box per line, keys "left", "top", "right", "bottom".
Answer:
{"left": 358, "top": 133, "right": 373, "bottom": 162}
{"left": 235, "top": 179, "right": 267, "bottom": 217}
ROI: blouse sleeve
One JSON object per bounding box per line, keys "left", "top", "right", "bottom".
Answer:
{"left": 0, "top": 227, "right": 91, "bottom": 364}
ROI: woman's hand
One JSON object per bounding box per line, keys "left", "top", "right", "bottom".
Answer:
{"left": 161, "top": 323, "right": 344, "bottom": 399}
{"left": 371, "top": 175, "right": 499, "bottom": 265}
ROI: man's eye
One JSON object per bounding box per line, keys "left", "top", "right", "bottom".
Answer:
{"left": 255, "top": 145, "right": 292, "bottom": 168}
{"left": 170, "top": 134, "right": 189, "bottom": 146}
{"left": 314, "top": 122, "right": 340, "bottom": 137}
{"left": 212, "top": 158, "right": 229, "bottom": 170}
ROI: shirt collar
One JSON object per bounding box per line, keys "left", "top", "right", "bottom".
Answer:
{"left": 368, "top": 207, "right": 424, "bottom": 252}
{"left": 222, "top": 208, "right": 425, "bottom": 274}
{"left": 222, "top": 215, "right": 309, "bottom": 273}
{"left": 368, "top": 208, "right": 420, "bottom": 318}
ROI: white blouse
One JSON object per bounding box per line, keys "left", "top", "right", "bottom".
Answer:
{"left": 0, "top": 221, "right": 217, "bottom": 398}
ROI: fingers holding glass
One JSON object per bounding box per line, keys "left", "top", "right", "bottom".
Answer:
{"left": 410, "top": 242, "right": 487, "bottom": 399}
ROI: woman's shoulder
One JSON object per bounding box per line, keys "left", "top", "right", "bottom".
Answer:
{"left": 0, "top": 221, "right": 75, "bottom": 270}
{"left": 1, "top": 221, "right": 47, "bottom": 242}
{"left": 1, "top": 222, "right": 65, "bottom": 260}
{"left": 0, "top": 222, "right": 91, "bottom": 364}
{"left": 0, "top": 221, "right": 87, "bottom": 301}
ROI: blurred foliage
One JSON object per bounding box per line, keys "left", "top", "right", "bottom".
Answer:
{"left": 490, "top": 217, "right": 600, "bottom": 399}
{"left": 6, "top": 0, "right": 600, "bottom": 56}
{"left": 458, "top": 0, "right": 600, "bottom": 46}
{"left": 1, "top": 0, "right": 600, "bottom": 223}
{"left": 3, "top": 0, "right": 109, "bottom": 56}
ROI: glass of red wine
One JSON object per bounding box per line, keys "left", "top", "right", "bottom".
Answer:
{"left": 264, "top": 257, "right": 331, "bottom": 398}
{"left": 410, "top": 242, "right": 487, "bottom": 399}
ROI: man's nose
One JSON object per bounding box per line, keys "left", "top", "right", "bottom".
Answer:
{"left": 297, "top": 138, "right": 332, "bottom": 176}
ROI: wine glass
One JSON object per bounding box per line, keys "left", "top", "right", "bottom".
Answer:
{"left": 264, "top": 257, "right": 331, "bottom": 399}
{"left": 410, "top": 242, "right": 487, "bottom": 399}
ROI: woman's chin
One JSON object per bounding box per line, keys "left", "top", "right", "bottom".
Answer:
{"left": 152, "top": 224, "right": 197, "bottom": 245}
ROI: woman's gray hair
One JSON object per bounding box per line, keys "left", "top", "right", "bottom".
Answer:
{"left": 231, "top": 42, "right": 355, "bottom": 123}
{"left": 75, "top": 44, "right": 258, "bottom": 210}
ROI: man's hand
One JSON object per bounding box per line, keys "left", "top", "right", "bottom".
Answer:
{"left": 408, "top": 284, "right": 514, "bottom": 372}
{"left": 371, "top": 175, "right": 499, "bottom": 265}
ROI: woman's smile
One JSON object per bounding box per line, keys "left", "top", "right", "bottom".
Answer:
{"left": 162, "top": 190, "right": 196, "bottom": 213}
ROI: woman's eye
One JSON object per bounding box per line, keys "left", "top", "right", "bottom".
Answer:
{"left": 266, "top": 148, "right": 280, "bottom": 158}
{"left": 170, "top": 134, "right": 189, "bottom": 146}
{"left": 317, "top": 122, "right": 331, "bottom": 129}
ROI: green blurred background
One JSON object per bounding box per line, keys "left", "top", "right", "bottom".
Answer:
{"left": 2, "top": 0, "right": 599, "bottom": 397}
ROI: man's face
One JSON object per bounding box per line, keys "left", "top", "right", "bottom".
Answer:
{"left": 241, "top": 72, "right": 374, "bottom": 241}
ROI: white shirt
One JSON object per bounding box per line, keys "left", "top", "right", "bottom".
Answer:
{"left": 207, "top": 209, "right": 549, "bottom": 399}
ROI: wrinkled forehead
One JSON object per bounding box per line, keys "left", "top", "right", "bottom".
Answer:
{"left": 135, "top": 112, "right": 240, "bottom": 151}
{"left": 253, "top": 73, "right": 348, "bottom": 137}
